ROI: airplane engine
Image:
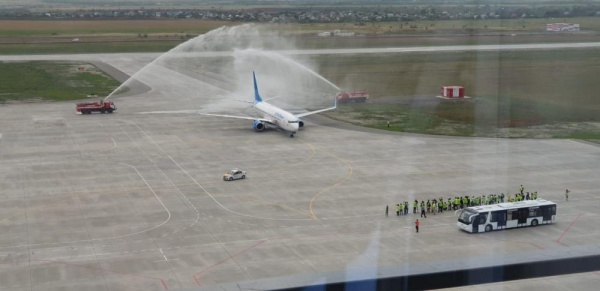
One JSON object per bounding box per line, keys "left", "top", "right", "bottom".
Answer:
{"left": 298, "top": 121, "right": 304, "bottom": 128}
{"left": 252, "top": 120, "right": 265, "bottom": 131}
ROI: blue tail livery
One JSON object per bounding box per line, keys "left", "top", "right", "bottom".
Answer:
{"left": 253, "top": 71, "right": 263, "bottom": 103}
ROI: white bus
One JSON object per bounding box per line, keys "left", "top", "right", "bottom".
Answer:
{"left": 457, "top": 199, "right": 557, "bottom": 233}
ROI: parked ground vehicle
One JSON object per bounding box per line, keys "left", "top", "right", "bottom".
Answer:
{"left": 457, "top": 199, "right": 556, "bottom": 233}
{"left": 336, "top": 90, "right": 369, "bottom": 103}
{"left": 76, "top": 99, "right": 116, "bottom": 114}
{"left": 223, "top": 169, "right": 246, "bottom": 181}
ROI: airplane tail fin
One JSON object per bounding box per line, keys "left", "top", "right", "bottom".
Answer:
{"left": 253, "top": 71, "right": 263, "bottom": 103}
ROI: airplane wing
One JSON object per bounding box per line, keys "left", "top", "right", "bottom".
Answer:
{"left": 231, "top": 99, "right": 254, "bottom": 104}
{"left": 294, "top": 99, "right": 337, "bottom": 118}
{"left": 200, "top": 113, "right": 276, "bottom": 125}
{"left": 262, "top": 96, "right": 280, "bottom": 102}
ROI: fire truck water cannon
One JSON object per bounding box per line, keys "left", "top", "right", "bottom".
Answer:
{"left": 76, "top": 99, "right": 117, "bottom": 114}
{"left": 336, "top": 90, "right": 369, "bottom": 104}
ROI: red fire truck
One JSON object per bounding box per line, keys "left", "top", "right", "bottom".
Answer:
{"left": 336, "top": 90, "right": 369, "bottom": 103}
{"left": 76, "top": 99, "right": 116, "bottom": 114}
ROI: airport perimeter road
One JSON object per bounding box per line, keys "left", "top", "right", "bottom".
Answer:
{"left": 0, "top": 93, "right": 599, "bottom": 290}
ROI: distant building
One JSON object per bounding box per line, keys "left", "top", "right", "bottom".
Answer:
{"left": 546, "top": 23, "right": 580, "bottom": 32}
{"left": 441, "top": 86, "right": 465, "bottom": 98}
{"left": 318, "top": 30, "right": 355, "bottom": 37}
{"left": 333, "top": 29, "right": 355, "bottom": 37}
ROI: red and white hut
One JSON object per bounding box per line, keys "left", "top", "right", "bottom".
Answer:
{"left": 440, "top": 86, "right": 465, "bottom": 98}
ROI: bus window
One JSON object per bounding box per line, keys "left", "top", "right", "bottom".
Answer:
{"left": 529, "top": 208, "right": 541, "bottom": 217}
{"left": 509, "top": 209, "right": 518, "bottom": 220}
{"left": 541, "top": 205, "right": 556, "bottom": 221}
{"left": 518, "top": 208, "right": 528, "bottom": 224}
{"left": 478, "top": 213, "right": 488, "bottom": 224}
{"left": 490, "top": 212, "right": 497, "bottom": 222}
{"left": 497, "top": 211, "right": 507, "bottom": 227}
{"left": 458, "top": 209, "right": 477, "bottom": 225}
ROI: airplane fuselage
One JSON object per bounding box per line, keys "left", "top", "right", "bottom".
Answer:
{"left": 196, "top": 72, "right": 334, "bottom": 138}
{"left": 254, "top": 101, "right": 300, "bottom": 134}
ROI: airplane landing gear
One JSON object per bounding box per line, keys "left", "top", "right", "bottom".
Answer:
{"left": 289, "top": 132, "right": 295, "bottom": 138}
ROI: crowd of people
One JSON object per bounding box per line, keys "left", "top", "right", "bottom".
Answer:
{"left": 385, "top": 185, "right": 542, "bottom": 219}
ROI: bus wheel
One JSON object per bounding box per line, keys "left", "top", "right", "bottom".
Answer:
{"left": 531, "top": 219, "right": 538, "bottom": 227}
{"left": 485, "top": 225, "right": 492, "bottom": 232}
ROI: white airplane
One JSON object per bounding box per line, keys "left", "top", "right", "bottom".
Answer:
{"left": 201, "top": 71, "right": 336, "bottom": 138}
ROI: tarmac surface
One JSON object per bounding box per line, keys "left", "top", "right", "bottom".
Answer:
{"left": 0, "top": 51, "right": 599, "bottom": 290}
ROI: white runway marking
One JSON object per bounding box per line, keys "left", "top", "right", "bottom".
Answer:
{"left": 123, "top": 120, "right": 315, "bottom": 221}
{"left": 118, "top": 121, "right": 202, "bottom": 236}
{"left": 161, "top": 249, "right": 167, "bottom": 260}
{"left": 0, "top": 161, "right": 173, "bottom": 250}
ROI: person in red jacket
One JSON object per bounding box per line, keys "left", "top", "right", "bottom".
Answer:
{"left": 415, "top": 219, "right": 420, "bottom": 233}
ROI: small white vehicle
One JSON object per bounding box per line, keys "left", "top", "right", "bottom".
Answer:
{"left": 223, "top": 169, "right": 246, "bottom": 181}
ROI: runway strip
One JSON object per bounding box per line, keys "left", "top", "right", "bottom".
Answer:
{"left": 1, "top": 42, "right": 599, "bottom": 62}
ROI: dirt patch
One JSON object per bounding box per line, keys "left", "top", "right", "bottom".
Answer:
{"left": 0, "top": 19, "right": 226, "bottom": 33}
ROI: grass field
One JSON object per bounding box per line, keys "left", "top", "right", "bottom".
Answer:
{"left": 0, "top": 19, "right": 229, "bottom": 55}
{"left": 318, "top": 49, "right": 600, "bottom": 139}
{"left": 0, "top": 40, "right": 184, "bottom": 54}
{"left": 275, "top": 17, "right": 600, "bottom": 35}
{"left": 0, "top": 61, "right": 120, "bottom": 103}
{"left": 0, "top": 20, "right": 228, "bottom": 36}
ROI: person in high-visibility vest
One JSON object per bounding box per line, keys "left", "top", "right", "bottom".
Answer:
{"left": 399, "top": 203, "right": 404, "bottom": 216}
{"left": 396, "top": 204, "right": 401, "bottom": 216}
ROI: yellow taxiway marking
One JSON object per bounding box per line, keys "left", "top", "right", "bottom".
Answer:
{"left": 253, "top": 196, "right": 312, "bottom": 218}
{"left": 307, "top": 143, "right": 353, "bottom": 220}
